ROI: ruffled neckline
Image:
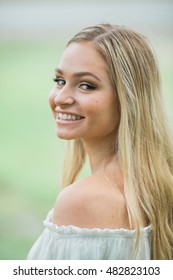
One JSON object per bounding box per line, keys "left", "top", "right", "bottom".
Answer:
{"left": 43, "top": 209, "right": 152, "bottom": 238}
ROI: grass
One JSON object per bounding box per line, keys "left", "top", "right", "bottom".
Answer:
{"left": 0, "top": 38, "right": 172, "bottom": 259}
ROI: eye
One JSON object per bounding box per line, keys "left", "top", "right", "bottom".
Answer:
{"left": 53, "top": 77, "right": 66, "bottom": 86}
{"left": 79, "top": 83, "right": 96, "bottom": 91}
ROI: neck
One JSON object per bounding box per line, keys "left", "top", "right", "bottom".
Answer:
{"left": 82, "top": 137, "right": 124, "bottom": 195}
{"left": 83, "top": 136, "right": 116, "bottom": 174}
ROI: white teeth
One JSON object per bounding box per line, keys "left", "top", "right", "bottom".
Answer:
{"left": 62, "top": 114, "right": 67, "bottom": 120}
{"left": 58, "top": 113, "right": 83, "bottom": 121}
{"left": 72, "top": 115, "right": 76, "bottom": 120}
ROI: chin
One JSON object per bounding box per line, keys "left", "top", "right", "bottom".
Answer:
{"left": 55, "top": 125, "right": 83, "bottom": 140}
{"left": 55, "top": 131, "right": 77, "bottom": 141}
{"left": 56, "top": 133, "right": 72, "bottom": 140}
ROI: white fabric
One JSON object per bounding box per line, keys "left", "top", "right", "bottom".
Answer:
{"left": 27, "top": 209, "right": 151, "bottom": 260}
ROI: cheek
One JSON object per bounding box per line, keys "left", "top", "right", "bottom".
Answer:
{"left": 83, "top": 97, "right": 107, "bottom": 115}
{"left": 83, "top": 99, "right": 100, "bottom": 119}
{"left": 97, "top": 97, "right": 119, "bottom": 128}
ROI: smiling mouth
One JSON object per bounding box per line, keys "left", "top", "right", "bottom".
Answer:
{"left": 57, "top": 113, "right": 84, "bottom": 121}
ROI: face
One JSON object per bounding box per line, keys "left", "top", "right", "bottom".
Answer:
{"left": 49, "top": 42, "right": 120, "bottom": 144}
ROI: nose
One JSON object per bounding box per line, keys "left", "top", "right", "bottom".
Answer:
{"left": 53, "top": 85, "right": 75, "bottom": 107}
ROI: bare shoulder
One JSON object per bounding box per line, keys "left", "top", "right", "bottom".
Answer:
{"left": 52, "top": 178, "right": 92, "bottom": 227}
{"left": 52, "top": 176, "right": 130, "bottom": 229}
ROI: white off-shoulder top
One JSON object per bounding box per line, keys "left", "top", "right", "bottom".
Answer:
{"left": 27, "top": 209, "right": 151, "bottom": 260}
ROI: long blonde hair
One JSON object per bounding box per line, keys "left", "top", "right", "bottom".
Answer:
{"left": 60, "top": 24, "right": 173, "bottom": 259}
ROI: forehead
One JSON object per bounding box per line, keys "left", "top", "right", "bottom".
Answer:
{"left": 58, "top": 42, "right": 108, "bottom": 76}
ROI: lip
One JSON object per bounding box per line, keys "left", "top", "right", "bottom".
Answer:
{"left": 56, "top": 118, "right": 85, "bottom": 126}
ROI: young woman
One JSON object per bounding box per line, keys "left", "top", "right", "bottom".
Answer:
{"left": 27, "top": 24, "right": 173, "bottom": 260}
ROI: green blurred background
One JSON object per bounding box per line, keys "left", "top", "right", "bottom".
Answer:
{"left": 0, "top": 0, "right": 173, "bottom": 259}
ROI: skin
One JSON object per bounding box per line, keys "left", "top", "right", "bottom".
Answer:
{"left": 49, "top": 41, "right": 120, "bottom": 172}
{"left": 49, "top": 42, "right": 129, "bottom": 229}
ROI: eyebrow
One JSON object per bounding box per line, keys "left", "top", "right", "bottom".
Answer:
{"left": 55, "top": 68, "right": 101, "bottom": 81}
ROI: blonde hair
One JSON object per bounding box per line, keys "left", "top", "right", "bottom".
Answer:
{"left": 60, "top": 24, "right": 173, "bottom": 259}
